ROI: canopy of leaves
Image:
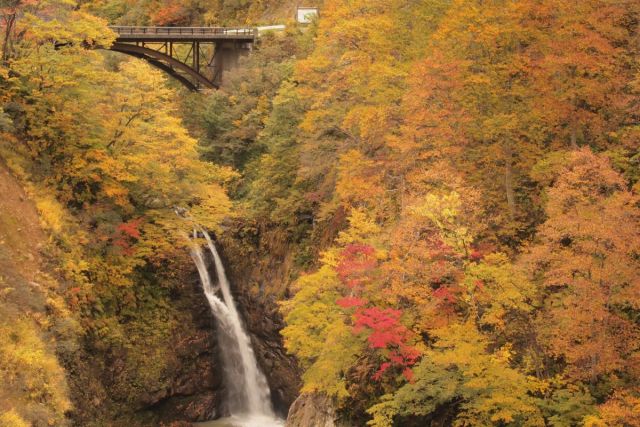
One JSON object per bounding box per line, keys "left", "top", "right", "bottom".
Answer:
{"left": 1, "top": 0, "right": 639, "bottom": 425}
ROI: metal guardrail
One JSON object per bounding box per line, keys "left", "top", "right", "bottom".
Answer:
{"left": 109, "top": 26, "right": 256, "bottom": 37}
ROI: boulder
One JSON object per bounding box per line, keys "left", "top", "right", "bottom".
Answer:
{"left": 286, "top": 393, "right": 344, "bottom": 427}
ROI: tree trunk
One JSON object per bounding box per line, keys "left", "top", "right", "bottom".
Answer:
{"left": 570, "top": 124, "right": 578, "bottom": 149}
{"left": 504, "top": 144, "right": 516, "bottom": 218}
{"left": 2, "top": 14, "right": 16, "bottom": 63}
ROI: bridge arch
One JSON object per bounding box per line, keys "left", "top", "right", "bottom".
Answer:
{"left": 107, "top": 26, "right": 257, "bottom": 91}
{"left": 110, "top": 42, "right": 216, "bottom": 91}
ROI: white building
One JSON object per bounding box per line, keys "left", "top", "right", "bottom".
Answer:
{"left": 296, "top": 7, "right": 319, "bottom": 24}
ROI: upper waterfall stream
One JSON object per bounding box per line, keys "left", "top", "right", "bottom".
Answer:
{"left": 190, "top": 229, "right": 284, "bottom": 427}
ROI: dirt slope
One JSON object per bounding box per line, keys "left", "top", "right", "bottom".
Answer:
{"left": 0, "top": 162, "right": 46, "bottom": 283}
{"left": 0, "top": 161, "right": 72, "bottom": 426}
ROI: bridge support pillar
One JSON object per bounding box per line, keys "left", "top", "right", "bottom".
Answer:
{"left": 212, "top": 41, "right": 252, "bottom": 86}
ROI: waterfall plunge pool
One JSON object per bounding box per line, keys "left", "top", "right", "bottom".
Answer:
{"left": 196, "top": 414, "right": 285, "bottom": 427}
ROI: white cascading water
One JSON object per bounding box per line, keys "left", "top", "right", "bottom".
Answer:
{"left": 189, "top": 229, "right": 283, "bottom": 427}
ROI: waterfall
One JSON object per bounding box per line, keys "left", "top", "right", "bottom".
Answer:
{"left": 189, "top": 229, "right": 281, "bottom": 426}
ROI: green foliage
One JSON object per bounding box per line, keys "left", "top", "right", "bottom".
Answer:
{"left": 247, "top": 80, "right": 309, "bottom": 226}
{"left": 182, "top": 29, "right": 311, "bottom": 172}
{"left": 538, "top": 380, "right": 597, "bottom": 427}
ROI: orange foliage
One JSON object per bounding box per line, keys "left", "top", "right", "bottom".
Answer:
{"left": 526, "top": 149, "right": 640, "bottom": 381}
{"left": 151, "top": 3, "right": 189, "bottom": 26}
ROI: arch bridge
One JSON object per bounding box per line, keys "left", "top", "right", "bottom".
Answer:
{"left": 108, "top": 26, "right": 258, "bottom": 91}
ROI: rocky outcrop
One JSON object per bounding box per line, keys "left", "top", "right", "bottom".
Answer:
{"left": 74, "top": 223, "right": 302, "bottom": 425}
{"left": 134, "top": 268, "right": 227, "bottom": 423}
{"left": 286, "top": 393, "right": 345, "bottom": 427}
{"left": 147, "top": 231, "right": 302, "bottom": 423}
{"left": 142, "top": 309, "right": 223, "bottom": 423}
{"left": 66, "top": 264, "right": 225, "bottom": 426}
{"left": 156, "top": 275, "right": 223, "bottom": 421}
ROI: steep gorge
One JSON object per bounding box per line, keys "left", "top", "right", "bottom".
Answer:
{"left": 3, "top": 0, "right": 640, "bottom": 426}
{"left": 0, "top": 159, "right": 301, "bottom": 426}
{"left": 0, "top": 3, "right": 307, "bottom": 422}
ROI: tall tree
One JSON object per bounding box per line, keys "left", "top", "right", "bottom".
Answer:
{"left": 524, "top": 149, "right": 640, "bottom": 421}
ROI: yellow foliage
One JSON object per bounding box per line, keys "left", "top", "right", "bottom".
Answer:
{"left": 0, "top": 410, "right": 29, "bottom": 427}
{"left": 0, "top": 314, "right": 71, "bottom": 425}
{"left": 410, "top": 192, "right": 473, "bottom": 254}
{"left": 335, "top": 150, "right": 385, "bottom": 210}
{"left": 281, "top": 264, "right": 364, "bottom": 401}
{"left": 583, "top": 416, "right": 607, "bottom": 427}
{"left": 35, "top": 196, "right": 66, "bottom": 236}
{"left": 336, "top": 208, "right": 382, "bottom": 246}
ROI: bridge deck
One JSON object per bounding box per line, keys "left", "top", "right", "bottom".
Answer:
{"left": 110, "top": 26, "right": 257, "bottom": 42}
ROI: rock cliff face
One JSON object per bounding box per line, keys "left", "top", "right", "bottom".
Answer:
{"left": 67, "top": 266, "right": 226, "bottom": 426}
{"left": 68, "top": 225, "right": 302, "bottom": 426}
{"left": 140, "top": 271, "right": 224, "bottom": 422}
{"left": 236, "top": 289, "right": 301, "bottom": 417}
{"left": 139, "top": 228, "right": 302, "bottom": 423}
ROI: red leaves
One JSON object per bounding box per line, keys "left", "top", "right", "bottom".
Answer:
{"left": 151, "top": 3, "right": 189, "bottom": 26}
{"left": 113, "top": 218, "right": 143, "bottom": 255}
{"left": 116, "top": 218, "right": 142, "bottom": 239}
{"left": 372, "top": 362, "right": 415, "bottom": 381}
{"left": 336, "top": 244, "right": 377, "bottom": 288}
{"left": 469, "top": 242, "right": 495, "bottom": 262}
{"left": 354, "top": 307, "right": 403, "bottom": 345}
{"left": 372, "top": 362, "right": 392, "bottom": 380}
{"left": 402, "top": 367, "right": 414, "bottom": 382}
{"left": 334, "top": 243, "right": 419, "bottom": 382}
{"left": 335, "top": 244, "right": 375, "bottom": 308}
{"left": 336, "top": 296, "right": 367, "bottom": 308}
{"left": 433, "top": 286, "right": 458, "bottom": 303}
{"left": 354, "top": 306, "right": 419, "bottom": 382}
{"left": 335, "top": 245, "right": 373, "bottom": 308}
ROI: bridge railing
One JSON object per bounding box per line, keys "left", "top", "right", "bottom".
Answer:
{"left": 109, "top": 26, "right": 256, "bottom": 37}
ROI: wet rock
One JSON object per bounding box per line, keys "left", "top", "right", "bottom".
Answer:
{"left": 77, "top": 269, "right": 224, "bottom": 424}
{"left": 264, "top": 357, "right": 274, "bottom": 370}
{"left": 142, "top": 387, "right": 170, "bottom": 406}
{"left": 237, "top": 291, "right": 301, "bottom": 417}
{"left": 286, "top": 393, "right": 345, "bottom": 427}
{"left": 158, "top": 391, "right": 218, "bottom": 422}
{"left": 149, "top": 275, "right": 222, "bottom": 422}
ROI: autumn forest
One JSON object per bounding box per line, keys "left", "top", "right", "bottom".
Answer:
{"left": 0, "top": 0, "right": 639, "bottom": 426}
